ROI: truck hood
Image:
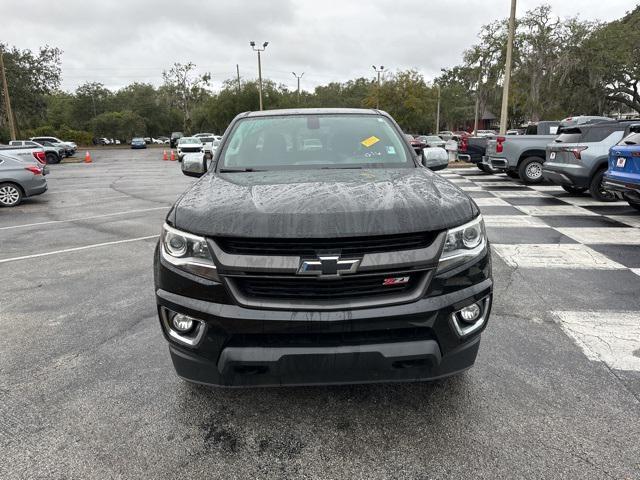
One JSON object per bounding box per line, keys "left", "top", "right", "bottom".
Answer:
{"left": 172, "top": 168, "right": 477, "bottom": 238}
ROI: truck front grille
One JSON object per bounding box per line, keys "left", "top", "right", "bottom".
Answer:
{"left": 230, "top": 272, "right": 422, "bottom": 301}
{"left": 215, "top": 232, "right": 436, "bottom": 257}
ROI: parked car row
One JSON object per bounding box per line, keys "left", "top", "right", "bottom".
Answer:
{"left": 461, "top": 115, "right": 640, "bottom": 210}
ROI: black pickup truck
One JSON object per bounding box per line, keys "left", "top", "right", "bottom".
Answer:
{"left": 154, "top": 108, "right": 493, "bottom": 386}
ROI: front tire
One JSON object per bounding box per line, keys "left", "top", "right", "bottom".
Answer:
{"left": 589, "top": 169, "right": 617, "bottom": 202}
{"left": 518, "top": 156, "right": 544, "bottom": 184}
{"left": 0, "top": 182, "right": 23, "bottom": 207}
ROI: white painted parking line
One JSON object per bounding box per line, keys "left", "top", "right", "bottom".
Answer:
{"left": 458, "top": 186, "right": 485, "bottom": 191}
{"left": 476, "top": 181, "right": 525, "bottom": 187}
{"left": 559, "top": 197, "right": 629, "bottom": 207}
{"left": 473, "top": 198, "right": 511, "bottom": 207}
{"left": 514, "top": 205, "right": 599, "bottom": 216}
{"left": 447, "top": 178, "right": 475, "bottom": 183}
{"left": 0, "top": 207, "right": 169, "bottom": 230}
{"left": 632, "top": 268, "right": 640, "bottom": 277}
{"left": 492, "top": 244, "right": 627, "bottom": 269}
{"left": 555, "top": 228, "right": 640, "bottom": 245}
{"left": 529, "top": 185, "right": 565, "bottom": 191}
{"left": 483, "top": 215, "right": 548, "bottom": 228}
{"left": 608, "top": 216, "right": 640, "bottom": 228}
{"left": 553, "top": 311, "right": 640, "bottom": 372}
{"left": 0, "top": 235, "right": 159, "bottom": 264}
{"left": 492, "top": 191, "right": 549, "bottom": 198}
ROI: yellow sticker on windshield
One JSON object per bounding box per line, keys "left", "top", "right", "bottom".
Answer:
{"left": 361, "top": 136, "right": 380, "bottom": 148}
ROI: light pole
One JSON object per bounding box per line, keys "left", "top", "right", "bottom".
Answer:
{"left": 250, "top": 41, "right": 269, "bottom": 111}
{"left": 292, "top": 72, "right": 304, "bottom": 105}
{"left": 435, "top": 83, "right": 441, "bottom": 134}
{"left": 474, "top": 61, "right": 484, "bottom": 135}
{"left": 372, "top": 65, "right": 385, "bottom": 109}
{"left": 0, "top": 52, "right": 17, "bottom": 141}
{"left": 499, "top": 0, "right": 517, "bottom": 134}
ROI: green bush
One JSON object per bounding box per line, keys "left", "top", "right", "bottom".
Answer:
{"left": 23, "top": 125, "right": 94, "bottom": 146}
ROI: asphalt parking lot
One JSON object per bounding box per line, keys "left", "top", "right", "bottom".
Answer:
{"left": 1, "top": 148, "right": 639, "bottom": 479}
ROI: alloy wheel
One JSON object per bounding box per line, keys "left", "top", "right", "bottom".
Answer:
{"left": 526, "top": 162, "right": 542, "bottom": 180}
{"left": 0, "top": 185, "right": 20, "bottom": 206}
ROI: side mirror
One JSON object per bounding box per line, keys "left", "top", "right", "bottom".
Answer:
{"left": 181, "top": 152, "right": 206, "bottom": 177}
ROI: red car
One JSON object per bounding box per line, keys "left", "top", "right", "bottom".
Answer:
{"left": 404, "top": 134, "right": 426, "bottom": 153}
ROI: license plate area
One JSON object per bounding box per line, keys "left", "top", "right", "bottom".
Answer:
{"left": 617, "top": 157, "right": 626, "bottom": 168}
{"left": 549, "top": 152, "right": 556, "bottom": 160}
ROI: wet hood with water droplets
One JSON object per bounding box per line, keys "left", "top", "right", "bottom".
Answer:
{"left": 171, "top": 168, "right": 478, "bottom": 238}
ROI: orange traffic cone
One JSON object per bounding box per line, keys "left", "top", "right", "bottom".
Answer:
{"left": 170, "top": 150, "right": 176, "bottom": 161}
{"left": 84, "top": 151, "right": 92, "bottom": 163}
{"left": 162, "top": 150, "right": 168, "bottom": 161}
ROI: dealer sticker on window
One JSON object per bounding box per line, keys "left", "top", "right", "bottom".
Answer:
{"left": 617, "top": 157, "right": 626, "bottom": 168}
{"left": 361, "top": 136, "right": 380, "bottom": 148}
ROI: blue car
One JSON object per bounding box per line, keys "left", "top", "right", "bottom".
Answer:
{"left": 130, "top": 137, "right": 147, "bottom": 149}
{"left": 604, "top": 124, "right": 640, "bottom": 211}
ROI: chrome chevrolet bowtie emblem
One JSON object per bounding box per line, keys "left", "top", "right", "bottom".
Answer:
{"left": 298, "top": 255, "right": 360, "bottom": 276}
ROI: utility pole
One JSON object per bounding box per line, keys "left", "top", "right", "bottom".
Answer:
{"left": 474, "top": 62, "right": 484, "bottom": 135}
{"left": 292, "top": 72, "right": 304, "bottom": 104}
{"left": 372, "top": 65, "right": 385, "bottom": 109}
{"left": 435, "top": 83, "right": 441, "bottom": 134}
{"left": 250, "top": 41, "right": 269, "bottom": 111}
{"left": 236, "top": 64, "right": 241, "bottom": 94}
{"left": 499, "top": 0, "right": 517, "bottom": 135}
{"left": 0, "top": 52, "right": 17, "bottom": 141}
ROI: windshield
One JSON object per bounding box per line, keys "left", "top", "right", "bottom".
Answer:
{"left": 555, "top": 128, "right": 582, "bottom": 143}
{"left": 132, "top": 138, "right": 144, "bottom": 142}
{"left": 199, "top": 137, "right": 215, "bottom": 143}
{"left": 619, "top": 132, "right": 640, "bottom": 146}
{"left": 179, "top": 138, "right": 201, "bottom": 144}
{"left": 424, "top": 136, "right": 442, "bottom": 142}
{"left": 218, "top": 114, "right": 412, "bottom": 171}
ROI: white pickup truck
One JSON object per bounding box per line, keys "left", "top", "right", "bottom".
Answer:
{"left": 0, "top": 144, "right": 48, "bottom": 165}
{"left": 481, "top": 121, "right": 560, "bottom": 183}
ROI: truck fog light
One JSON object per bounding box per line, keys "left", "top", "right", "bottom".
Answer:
{"left": 450, "top": 296, "right": 491, "bottom": 338}
{"left": 459, "top": 303, "right": 481, "bottom": 323}
{"left": 160, "top": 308, "right": 206, "bottom": 348}
{"left": 172, "top": 313, "right": 194, "bottom": 333}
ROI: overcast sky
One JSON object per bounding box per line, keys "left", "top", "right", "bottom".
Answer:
{"left": 3, "top": 0, "right": 636, "bottom": 93}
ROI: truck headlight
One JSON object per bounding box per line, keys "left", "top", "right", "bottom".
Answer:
{"left": 437, "top": 216, "right": 487, "bottom": 272}
{"left": 160, "top": 223, "right": 220, "bottom": 281}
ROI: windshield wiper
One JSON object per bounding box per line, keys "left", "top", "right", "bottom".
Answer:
{"left": 219, "top": 167, "right": 264, "bottom": 173}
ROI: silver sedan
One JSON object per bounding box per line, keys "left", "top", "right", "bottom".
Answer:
{"left": 0, "top": 153, "right": 48, "bottom": 207}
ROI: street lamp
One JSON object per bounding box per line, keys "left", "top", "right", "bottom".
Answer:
{"left": 250, "top": 41, "right": 269, "bottom": 111}
{"left": 292, "top": 72, "right": 304, "bottom": 104}
{"left": 372, "top": 65, "right": 385, "bottom": 109}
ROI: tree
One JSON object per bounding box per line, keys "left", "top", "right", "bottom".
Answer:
{"left": 90, "top": 110, "right": 146, "bottom": 141}
{"left": 0, "top": 44, "right": 62, "bottom": 134}
{"left": 580, "top": 5, "right": 640, "bottom": 113}
{"left": 161, "top": 63, "right": 211, "bottom": 133}
{"left": 71, "top": 82, "right": 113, "bottom": 130}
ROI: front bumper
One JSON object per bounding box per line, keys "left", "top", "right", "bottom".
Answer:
{"left": 155, "top": 247, "right": 493, "bottom": 387}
